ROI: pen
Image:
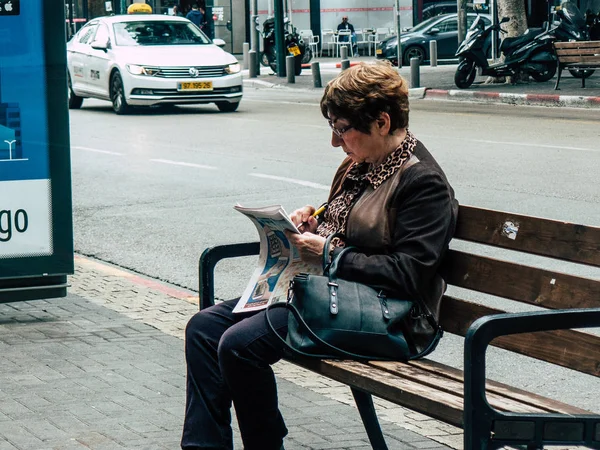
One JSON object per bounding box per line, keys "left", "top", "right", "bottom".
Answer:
{"left": 312, "top": 204, "right": 327, "bottom": 218}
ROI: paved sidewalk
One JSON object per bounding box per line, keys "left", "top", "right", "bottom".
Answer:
{"left": 242, "top": 55, "right": 600, "bottom": 108}
{"left": 0, "top": 255, "right": 458, "bottom": 450}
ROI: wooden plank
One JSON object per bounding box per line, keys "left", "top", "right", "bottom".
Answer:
{"left": 559, "top": 56, "right": 600, "bottom": 63}
{"left": 554, "top": 41, "right": 600, "bottom": 49}
{"left": 439, "top": 250, "right": 600, "bottom": 309}
{"left": 407, "top": 359, "right": 592, "bottom": 415}
{"left": 556, "top": 48, "right": 600, "bottom": 56}
{"left": 439, "top": 296, "right": 600, "bottom": 377}
{"left": 454, "top": 205, "right": 600, "bottom": 267}
{"left": 295, "top": 358, "right": 465, "bottom": 426}
{"left": 366, "top": 361, "right": 550, "bottom": 414}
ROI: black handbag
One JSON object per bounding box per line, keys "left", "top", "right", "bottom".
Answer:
{"left": 266, "top": 233, "right": 443, "bottom": 361}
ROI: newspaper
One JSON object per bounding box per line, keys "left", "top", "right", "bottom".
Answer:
{"left": 233, "top": 204, "right": 321, "bottom": 314}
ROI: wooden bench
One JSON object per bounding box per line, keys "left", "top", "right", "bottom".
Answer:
{"left": 554, "top": 41, "right": 600, "bottom": 89}
{"left": 199, "top": 205, "right": 600, "bottom": 450}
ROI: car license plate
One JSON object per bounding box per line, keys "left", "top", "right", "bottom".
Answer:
{"left": 289, "top": 45, "right": 301, "bottom": 56}
{"left": 178, "top": 81, "right": 213, "bottom": 91}
{"left": 376, "top": 49, "right": 383, "bottom": 55}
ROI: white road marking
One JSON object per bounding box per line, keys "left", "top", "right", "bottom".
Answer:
{"left": 72, "top": 146, "right": 123, "bottom": 156}
{"left": 150, "top": 159, "right": 218, "bottom": 170}
{"left": 250, "top": 173, "right": 330, "bottom": 190}
{"left": 420, "top": 135, "right": 599, "bottom": 153}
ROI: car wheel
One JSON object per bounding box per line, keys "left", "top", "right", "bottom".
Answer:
{"left": 531, "top": 62, "right": 557, "bottom": 82}
{"left": 110, "top": 71, "right": 131, "bottom": 115}
{"left": 67, "top": 73, "right": 83, "bottom": 110}
{"left": 569, "top": 68, "right": 595, "bottom": 79}
{"left": 216, "top": 101, "right": 240, "bottom": 112}
{"left": 403, "top": 46, "right": 425, "bottom": 66}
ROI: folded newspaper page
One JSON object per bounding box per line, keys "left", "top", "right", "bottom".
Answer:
{"left": 233, "top": 204, "right": 321, "bottom": 314}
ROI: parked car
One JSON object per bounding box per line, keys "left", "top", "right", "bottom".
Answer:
{"left": 66, "top": 15, "right": 243, "bottom": 114}
{"left": 376, "top": 13, "right": 492, "bottom": 66}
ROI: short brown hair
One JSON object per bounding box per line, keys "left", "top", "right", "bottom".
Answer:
{"left": 320, "top": 61, "right": 409, "bottom": 135}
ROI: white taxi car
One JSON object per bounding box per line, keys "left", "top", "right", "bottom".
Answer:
{"left": 66, "top": 15, "right": 242, "bottom": 114}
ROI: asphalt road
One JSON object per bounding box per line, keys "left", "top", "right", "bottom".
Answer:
{"left": 69, "top": 88, "right": 600, "bottom": 411}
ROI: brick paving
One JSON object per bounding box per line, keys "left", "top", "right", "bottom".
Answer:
{"left": 0, "top": 255, "right": 458, "bottom": 449}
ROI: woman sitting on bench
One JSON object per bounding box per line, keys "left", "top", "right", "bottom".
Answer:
{"left": 181, "top": 61, "right": 458, "bottom": 450}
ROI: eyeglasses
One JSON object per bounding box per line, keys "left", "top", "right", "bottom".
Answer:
{"left": 327, "top": 119, "right": 354, "bottom": 138}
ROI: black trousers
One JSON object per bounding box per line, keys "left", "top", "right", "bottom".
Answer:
{"left": 181, "top": 299, "right": 289, "bottom": 450}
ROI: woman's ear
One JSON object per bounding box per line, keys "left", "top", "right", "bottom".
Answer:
{"left": 377, "top": 112, "right": 391, "bottom": 134}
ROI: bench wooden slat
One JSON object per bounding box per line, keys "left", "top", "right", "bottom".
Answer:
{"left": 556, "top": 48, "right": 600, "bottom": 56}
{"left": 407, "top": 359, "right": 592, "bottom": 415}
{"left": 454, "top": 206, "right": 600, "bottom": 267}
{"left": 440, "top": 250, "right": 600, "bottom": 309}
{"left": 554, "top": 41, "right": 600, "bottom": 49}
{"left": 440, "top": 296, "right": 600, "bottom": 377}
{"left": 558, "top": 56, "right": 600, "bottom": 63}
{"left": 366, "top": 361, "right": 552, "bottom": 414}
{"left": 298, "top": 358, "right": 465, "bottom": 426}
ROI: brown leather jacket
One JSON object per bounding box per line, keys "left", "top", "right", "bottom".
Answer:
{"left": 329, "top": 140, "right": 458, "bottom": 353}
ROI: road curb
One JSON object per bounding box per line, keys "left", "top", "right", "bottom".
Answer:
{"left": 423, "top": 88, "right": 600, "bottom": 108}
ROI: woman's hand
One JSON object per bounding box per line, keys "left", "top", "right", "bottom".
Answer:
{"left": 289, "top": 205, "right": 319, "bottom": 234}
{"left": 285, "top": 230, "right": 327, "bottom": 265}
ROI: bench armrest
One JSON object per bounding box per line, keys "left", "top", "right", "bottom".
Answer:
{"left": 198, "top": 242, "right": 260, "bottom": 310}
{"left": 463, "top": 307, "right": 600, "bottom": 448}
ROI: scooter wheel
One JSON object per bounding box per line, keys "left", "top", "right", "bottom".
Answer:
{"left": 454, "top": 59, "right": 476, "bottom": 89}
{"left": 531, "top": 63, "right": 557, "bottom": 82}
{"left": 260, "top": 52, "right": 270, "bottom": 67}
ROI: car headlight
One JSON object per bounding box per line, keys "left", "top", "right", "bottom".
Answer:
{"left": 225, "top": 63, "right": 241, "bottom": 74}
{"left": 126, "top": 64, "right": 159, "bottom": 76}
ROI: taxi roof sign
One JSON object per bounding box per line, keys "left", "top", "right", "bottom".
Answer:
{"left": 127, "top": 3, "right": 153, "bottom": 14}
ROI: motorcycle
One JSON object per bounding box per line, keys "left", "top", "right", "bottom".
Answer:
{"left": 259, "top": 17, "right": 307, "bottom": 75}
{"left": 454, "top": 2, "right": 588, "bottom": 89}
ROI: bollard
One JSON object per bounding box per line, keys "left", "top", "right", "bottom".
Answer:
{"left": 341, "top": 59, "right": 351, "bottom": 71}
{"left": 340, "top": 45, "right": 348, "bottom": 61}
{"left": 311, "top": 61, "right": 322, "bottom": 88}
{"left": 242, "top": 42, "right": 250, "bottom": 70}
{"left": 429, "top": 41, "right": 438, "bottom": 67}
{"left": 248, "top": 50, "right": 258, "bottom": 78}
{"left": 286, "top": 55, "right": 295, "bottom": 83}
{"left": 410, "top": 57, "right": 420, "bottom": 88}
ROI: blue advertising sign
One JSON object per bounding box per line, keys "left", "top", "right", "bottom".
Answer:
{"left": 0, "top": 0, "right": 74, "bottom": 300}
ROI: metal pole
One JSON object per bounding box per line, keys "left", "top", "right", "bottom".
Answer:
{"left": 249, "top": 50, "right": 258, "bottom": 78}
{"left": 491, "top": 0, "right": 498, "bottom": 60}
{"left": 457, "top": 0, "right": 467, "bottom": 44}
{"left": 286, "top": 56, "right": 295, "bottom": 83}
{"left": 410, "top": 57, "right": 420, "bottom": 88}
{"left": 341, "top": 59, "right": 350, "bottom": 70}
{"left": 243, "top": 42, "right": 250, "bottom": 69}
{"left": 250, "top": 0, "right": 260, "bottom": 76}
{"left": 311, "top": 61, "right": 322, "bottom": 88}
{"left": 274, "top": 0, "right": 286, "bottom": 77}
{"left": 429, "top": 40, "right": 437, "bottom": 67}
{"left": 341, "top": 45, "right": 348, "bottom": 60}
{"left": 395, "top": 0, "right": 403, "bottom": 68}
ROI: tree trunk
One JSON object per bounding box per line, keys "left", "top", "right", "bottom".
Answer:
{"left": 487, "top": 0, "right": 529, "bottom": 84}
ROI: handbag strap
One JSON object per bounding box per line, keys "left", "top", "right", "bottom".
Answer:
{"left": 266, "top": 301, "right": 443, "bottom": 361}
{"left": 322, "top": 232, "right": 346, "bottom": 271}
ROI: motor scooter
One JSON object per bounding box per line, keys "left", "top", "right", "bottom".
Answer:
{"left": 454, "top": 2, "right": 588, "bottom": 88}
{"left": 259, "top": 17, "right": 306, "bottom": 75}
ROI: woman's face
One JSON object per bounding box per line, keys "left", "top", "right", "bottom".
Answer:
{"left": 328, "top": 115, "right": 383, "bottom": 164}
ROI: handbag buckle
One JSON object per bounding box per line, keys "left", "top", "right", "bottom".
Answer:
{"left": 287, "top": 280, "right": 295, "bottom": 303}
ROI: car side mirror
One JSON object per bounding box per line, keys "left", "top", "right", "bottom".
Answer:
{"left": 213, "top": 38, "right": 226, "bottom": 47}
{"left": 500, "top": 17, "right": 510, "bottom": 24}
{"left": 91, "top": 38, "right": 109, "bottom": 51}
{"left": 427, "top": 27, "right": 440, "bottom": 35}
